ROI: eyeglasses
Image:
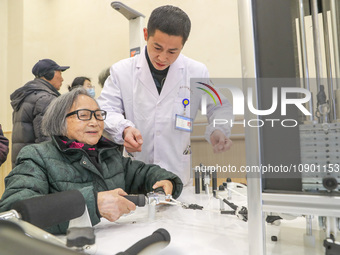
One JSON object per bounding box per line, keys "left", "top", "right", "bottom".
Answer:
{"left": 66, "top": 109, "right": 107, "bottom": 121}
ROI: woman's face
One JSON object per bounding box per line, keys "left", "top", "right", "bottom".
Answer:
{"left": 83, "top": 79, "right": 93, "bottom": 89}
{"left": 66, "top": 95, "right": 104, "bottom": 145}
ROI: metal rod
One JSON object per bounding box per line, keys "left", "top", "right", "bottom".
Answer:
{"left": 330, "top": 0, "right": 340, "bottom": 84}
{"left": 195, "top": 169, "right": 200, "bottom": 194}
{"left": 311, "top": 0, "right": 323, "bottom": 92}
{"left": 306, "top": 215, "right": 313, "bottom": 236}
{"left": 336, "top": 89, "right": 340, "bottom": 120}
{"left": 212, "top": 170, "right": 217, "bottom": 191}
{"left": 322, "top": 0, "right": 337, "bottom": 121}
{"left": 237, "top": 0, "right": 265, "bottom": 253}
{"left": 298, "top": 0, "right": 314, "bottom": 122}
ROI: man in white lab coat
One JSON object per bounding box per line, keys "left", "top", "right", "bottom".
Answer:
{"left": 98, "top": 5, "right": 233, "bottom": 185}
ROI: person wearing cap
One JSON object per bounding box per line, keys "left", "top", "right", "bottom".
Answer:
{"left": 10, "top": 58, "right": 69, "bottom": 167}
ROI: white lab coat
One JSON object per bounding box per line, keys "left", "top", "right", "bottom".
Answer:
{"left": 97, "top": 47, "right": 232, "bottom": 185}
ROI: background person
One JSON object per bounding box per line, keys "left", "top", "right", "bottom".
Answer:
{"left": 68, "top": 76, "right": 95, "bottom": 98}
{"left": 0, "top": 88, "right": 183, "bottom": 234}
{"left": 98, "top": 67, "right": 110, "bottom": 88}
{"left": 10, "top": 58, "right": 69, "bottom": 167}
{"left": 0, "top": 124, "right": 9, "bottom": 166}
{"left": 97, "top": 5, "right": 233, "bottom": 185}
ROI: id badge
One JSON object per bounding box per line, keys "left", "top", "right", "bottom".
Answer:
{"left": 175, "top": 114, "right": 193, "bottom": 132}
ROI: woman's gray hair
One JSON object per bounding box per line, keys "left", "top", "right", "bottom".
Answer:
{"left": 42, "top": 87, "right": 97, "bottom": 136}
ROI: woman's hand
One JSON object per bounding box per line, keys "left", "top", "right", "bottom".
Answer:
{"left": 152, "top": 180, "right": 173, "bottom": 196}
{"left": 97, "top": 188, "right": 136, "bottom": 222}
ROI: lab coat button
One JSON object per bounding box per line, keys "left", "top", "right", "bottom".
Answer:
{"left": 83, "top": 161, "right": 86, "bottom": 164}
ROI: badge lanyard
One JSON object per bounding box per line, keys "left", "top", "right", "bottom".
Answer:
{"left": 182, "top": 98, "right": 189, "bottom": 116}
{"left": 175, "top": 98, "right": 193, "bottom": 132}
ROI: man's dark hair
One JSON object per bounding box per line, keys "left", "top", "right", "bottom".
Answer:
{"left": 147, "top": 5, "right": 191, "bottom": 45}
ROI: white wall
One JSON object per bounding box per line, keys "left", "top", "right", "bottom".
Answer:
{"left": 0, "top": 0, "right": 9, "bottom": 129}
{"left": 1, "top": 0, "right": 242, "bottom": 131}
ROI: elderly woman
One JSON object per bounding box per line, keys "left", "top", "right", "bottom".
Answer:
{"left": 0, "top": 88, "right": 183, "bottom": 234}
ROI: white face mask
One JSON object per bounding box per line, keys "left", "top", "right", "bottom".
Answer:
{"left": 86, "top": 88, "right": 95, "bottom": 98}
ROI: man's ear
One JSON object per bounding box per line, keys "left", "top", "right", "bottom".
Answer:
{"left": 143, "top": 28, "right": 148, "bottom": 41}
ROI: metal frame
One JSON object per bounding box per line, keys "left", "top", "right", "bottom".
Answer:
{"left": 237, "top": 0, "right": 340, "bottom": 255}
{"left": 111, "top": 1, "right": 145, "bottom": 56}
{"left": 262, "top": 193, "right": 340, "bottom": 216}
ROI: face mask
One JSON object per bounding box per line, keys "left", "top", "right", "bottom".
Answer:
{"left": 86, "top": 88, "right": 95, "bottom": 98}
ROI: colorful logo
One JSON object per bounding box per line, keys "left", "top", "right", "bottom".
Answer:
{"left": 196, "top": 82, "right": 222, "bottom": 106}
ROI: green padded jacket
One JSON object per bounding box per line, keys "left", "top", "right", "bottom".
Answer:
{"left": 0, "top": 136, "right": 183, "bottom": 234}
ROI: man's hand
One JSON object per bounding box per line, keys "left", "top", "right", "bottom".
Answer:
{"left": 210, "top": 129, "right": 232, "bottom": 153}
{"left": 97, "top": 188, "right": 136, "bottom": 222}
{"left": 123, "top": 127, "right": 143, "bottom": 152}
{"left": 152, "top": 180, "right": 173, "bottom": 196}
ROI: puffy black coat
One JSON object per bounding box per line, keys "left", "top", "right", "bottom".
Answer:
{"left": 0, "top": 124, "right": 9, "bottom": 166}
{"left": 10, "top": 78, "right": 60, "bottom": 167}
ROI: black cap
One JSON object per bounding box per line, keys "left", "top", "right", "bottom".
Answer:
{"left": 32, "top": 59, "right": 70, "bottom": 77}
